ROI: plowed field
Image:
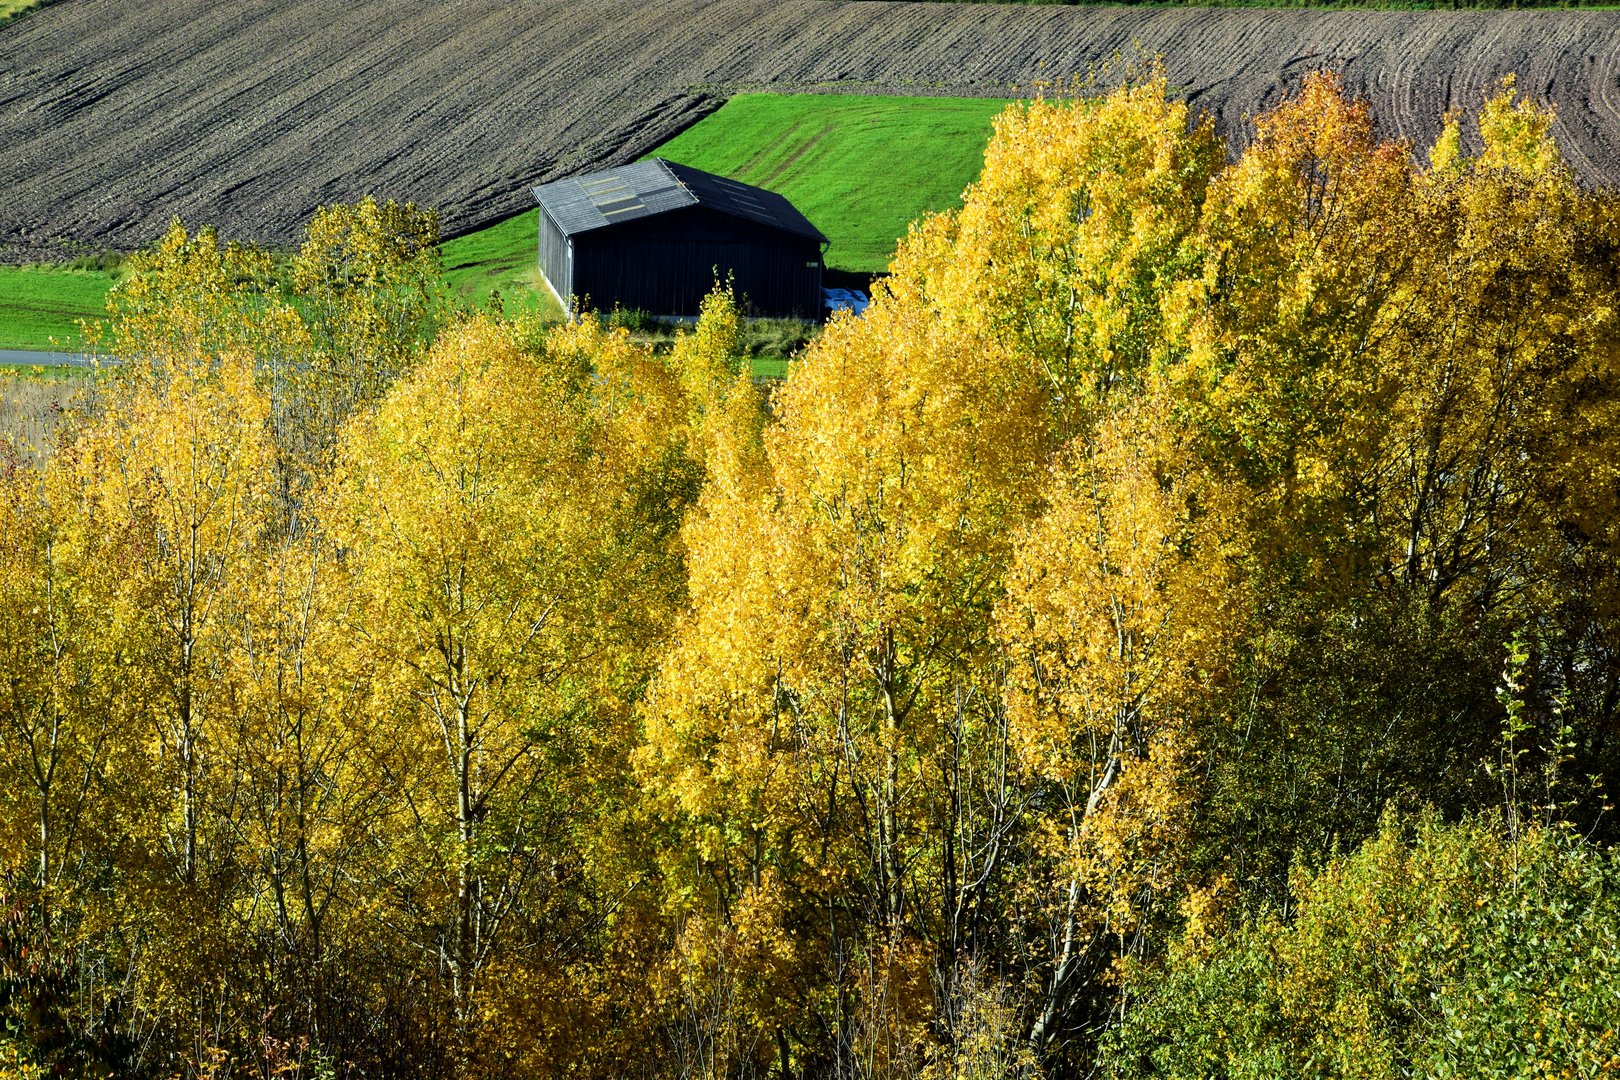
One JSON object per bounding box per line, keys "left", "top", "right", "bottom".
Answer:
{"left": 3, "top": 1, "right": 1618, "bottom": 260}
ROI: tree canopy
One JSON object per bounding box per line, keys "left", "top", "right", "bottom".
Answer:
{"left": 0, "top": 71, "right": 1617, "bottom": 1080}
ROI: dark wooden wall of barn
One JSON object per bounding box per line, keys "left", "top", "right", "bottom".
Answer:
{"left": 537, "top": 206, "right": 574, "bottom": 313}
{"left": 571, "top": 207, "right": 823, "bottom": 319}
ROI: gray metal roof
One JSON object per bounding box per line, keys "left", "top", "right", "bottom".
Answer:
{"left": 532, "top": 159, "right": 826, "bottom": 243}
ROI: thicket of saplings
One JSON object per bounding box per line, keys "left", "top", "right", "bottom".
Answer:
{"left": 602, "top": 306, "right": 819, "bottom": 367}
{"left": 1, "top": 71, "right": 1618, "bottom": 1080}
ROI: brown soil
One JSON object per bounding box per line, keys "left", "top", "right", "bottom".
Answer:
{"left": 2, "top": 1, "right": 1618, "bottom": 259}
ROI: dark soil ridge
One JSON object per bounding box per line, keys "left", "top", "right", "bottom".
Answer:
{"left": 2, "top": 1, "right": 1618, "bottom": 260}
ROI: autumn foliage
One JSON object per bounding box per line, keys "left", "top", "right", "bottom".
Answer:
{"left": 1, "top": 73, "right": 1618, "bottom": 1079}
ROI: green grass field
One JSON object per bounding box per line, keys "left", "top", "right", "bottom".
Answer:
{"left": 0, "top": 266, "right": 120, "bottom": 351}
{"left": 649, "top": 94, "right": 1008, "bottom": 272}
{"left": 441, "top": 211, "right": 566, "bottom": 321}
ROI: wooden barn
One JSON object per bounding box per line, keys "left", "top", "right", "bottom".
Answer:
{"left": 532, "top": 159, "right": 827, "bottom": 320}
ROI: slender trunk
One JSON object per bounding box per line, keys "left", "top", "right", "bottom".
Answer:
{"left": 181, "top": 680, "right": 197, "bottom": 883}
{"left": 296, "top": 725, "right": 322, "bottom": 960}
{"left": 1029, "top": 871, "right": 1083, "bottom": 1049}
{"left": 879, "top": 633, "right": 903, "bottom": 929}
{"left": 456, "top": 691, "right": 475, "bottom": 1026}
{"left": 943, "top": 684, "right": 961, "bottom": 959}
{"left": 1031, "top": 745, "right": 1122, "bottom": 1051}
{"left": 38, "top": 800, "right": 49, "bottom": 889}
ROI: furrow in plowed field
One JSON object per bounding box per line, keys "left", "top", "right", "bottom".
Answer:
{"left": 2, "top": 1, "right": 1618, "bottom": 259}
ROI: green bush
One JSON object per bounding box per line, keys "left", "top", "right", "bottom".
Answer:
{"left": 1104, "top": 814, "right": 1620, "bottom": 1079}
{"left": 606, "top": 307, "right": 656, "bottom": 334}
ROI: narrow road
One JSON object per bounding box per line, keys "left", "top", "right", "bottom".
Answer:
{"left": 0, "top": 350, "right": 91, "bottom": 367}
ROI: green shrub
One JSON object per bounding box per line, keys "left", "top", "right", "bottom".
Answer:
{"left": 606, "top": 307, "right": 655, "bottom": 334}
{"left": 65, "top": 251, "right": 124, "bottom": 274}
{"left": 1104, "top": 814, "right": 1620, "bottom": 1079}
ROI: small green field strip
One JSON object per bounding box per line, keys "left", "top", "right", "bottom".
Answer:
{"left": 0, "top": 266, "right": 118, "bottom": 352}
{"left": 646, "top": 93, "right": 1010, "bottom": 273}
{"left": 439, "top": 209, "right": 566, "bottom": 322}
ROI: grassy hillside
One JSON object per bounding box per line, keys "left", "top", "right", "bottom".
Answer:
{"left": 649, "top": 93, "right": 1008, "bottom": 273}
{"left": 0, "top": 265, "right": 119, "bottom": 351}
{"left": 440, "top": 211, "right": 565, "bottom": 321}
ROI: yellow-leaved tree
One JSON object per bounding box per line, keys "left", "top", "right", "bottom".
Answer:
{"left": 639, "top": 69, "right": 1229, "bottom": 1073}
{"left": 997, "top": 387, "right": 1249, "bottom": 1050}
{"left": 24, "top": 348, "right": 283, "bottom": 1060}
{"left": 641, "top": 69, "right": 1620, "bottom": 1075}
{"left": 325, "top": 313, "right": 695, "bottom": 1074}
